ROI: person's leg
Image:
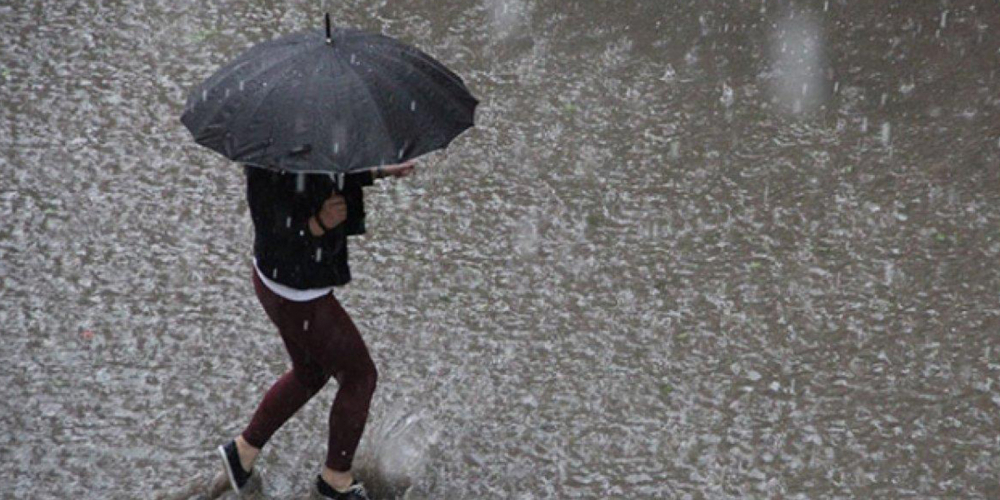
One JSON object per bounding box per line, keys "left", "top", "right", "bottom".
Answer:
{"left": 236, "top": 271, "right": 332, "bottom": 469}
{"left": 307, "top": 293, "right": 378, "bottom": 491}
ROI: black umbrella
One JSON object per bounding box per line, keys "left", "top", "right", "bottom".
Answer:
{"left": 181, "top": 14, "right": 478, "bottom": 174}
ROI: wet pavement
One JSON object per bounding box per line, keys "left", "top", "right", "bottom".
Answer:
{"left": 2, "top": 0, "right": 999, "bottom": 498}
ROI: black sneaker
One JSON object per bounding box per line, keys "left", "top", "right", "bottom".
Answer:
{"left": 217, "top": 440, "right": 254, "bottom": 494}
{"left": 316, "top": 475, "right": 370, "bottom": 499}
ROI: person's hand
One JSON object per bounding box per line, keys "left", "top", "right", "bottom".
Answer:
{"left": 378, "top": 160, "right": 416, "bottom": 179}
{"left": 311, "top": 194, "right": 347, "bottom": 235}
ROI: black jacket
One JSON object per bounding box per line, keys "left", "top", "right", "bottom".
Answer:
{"left": 245, "top": 165, "right": 373, "bottom": 289}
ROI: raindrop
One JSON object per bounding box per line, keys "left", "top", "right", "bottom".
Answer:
{"left": 286, "top": 217, "right": 292, "bottom": 228}
{"left": 272, "top": 268, "right": 279, "bottom": 279}
{"left": 315, "top": 248, "right": 323, "bottom": 262}
{"left": 225, "top": 88, "right": 230, "bottom": 98}
{"left": 880, "top": 93, "right": 888, "bottom": 106}
{"left": 823, "top": 0, "right": 829, "bottom": 11}
{"left": 303, "top": 320, "right": 310, "bottom": 331}
{"left": 940, "top": 10, "right": 948, "bottom": 29}
{"left": 860, "top": 117, "right": 868, "bottom": 133}
{"left": 661, "top": 64, "right": 676, "bottom": 82}
{"left": 410, "top": 100, "right": 416, "bottom": 112}
{"left": 202, "top": 89, "right": 207, "bottom": 102}
{"left": 684, "top": 46, "right": 698, "bottom": 65}
{"left": 351, "top": 53, "right": 357, "bottom": 64}
{"left": 398, "top": 146, "right": 405, "bottom": 159}
{"left": 720, "top": 82, "right": 734, "bottom": 107}
{"left": 334, "top": 142, "right": 340, "bottom": 154}
{"left": 881, "top": 122, "right": 891, "bottom": 147}
{"left": 296, "top": 173, "right": 306, "bottom": 193}
{"left": 239, "top": 80, "right": 245, "bottom": 91}
{"left": 669, "top": 141, "right": 681, "bottom": 159}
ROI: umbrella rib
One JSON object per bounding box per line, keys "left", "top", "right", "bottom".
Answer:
{"left": 293, "top": 44, "right": 330, "bottom": 168}
{"left": 362, "top": 50, "right": 474, "bottom": 133}
{"left": 371, "top": 48, "right": 475, "bottom": 119}
{"left": 189, "top": 44, "right": 312, "bottom": 135}
{"left": 207, "top": 38, "right": 301, "bottom": 89}
{"left": 365, "top": 36, "right": 468, "bottom": 90}
{"left": 366, "top": 59, "right": 469, "bottom": 158}
{"left": 232, "top": 46, "right": 330, "bottom": 156}
{"left": 222, "top": 51, "right": 323, "bottom": 163}
{"left": 344, "top": 59, "right": 395, "bottom": 167}
{"left": 354, "top": 60, "right": 422, "bottom": 152}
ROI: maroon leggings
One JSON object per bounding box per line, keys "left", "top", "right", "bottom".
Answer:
{"left": 241, "top": 270, "right": 377, "bottom": 471}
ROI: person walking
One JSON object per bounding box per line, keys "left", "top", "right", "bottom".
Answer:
{"left": 180, "top": 18, "right": 474, "bottom": 498}
{"left": 216, "top": 160, "right": 415, "bottom": 499}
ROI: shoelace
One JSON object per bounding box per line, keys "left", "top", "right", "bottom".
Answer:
{"left": 335, "top": 481, "right": 367, "bottom": 498}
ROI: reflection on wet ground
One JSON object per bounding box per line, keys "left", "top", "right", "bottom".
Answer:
{"left": 2, "top": 0, "right": 999, "bottom": 498}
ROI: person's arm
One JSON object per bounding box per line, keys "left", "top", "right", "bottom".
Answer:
{"left": 334, "top": 161, "right": 415, "bottom": 237}
{"left": 372, "top": 160, "right": 416, "bottom": 181}
{"left": 343, "top": 160, "right": 417, "bottom": 187}
{"left": 304, "top": 161, "right": 418, "bottom": 237}
{"left": 246, "top": 166, "right": 344, "bottom": 239}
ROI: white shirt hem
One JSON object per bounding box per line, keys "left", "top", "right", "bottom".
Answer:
{"left": 254, "top": 258, "right": 334, "bottom": 302}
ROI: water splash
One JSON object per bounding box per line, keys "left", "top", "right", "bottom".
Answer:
{"left": 355, "top": 408, "right": 441, "bottom": 499}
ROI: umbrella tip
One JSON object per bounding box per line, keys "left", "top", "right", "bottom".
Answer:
{"left": 325, "top": 12, "right": 332, "bottom": 45}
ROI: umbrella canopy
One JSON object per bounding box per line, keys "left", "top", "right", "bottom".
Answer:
{"left": 181, "top": 15, "right": 478, "bottom": 174}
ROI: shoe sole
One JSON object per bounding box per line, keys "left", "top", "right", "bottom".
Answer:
{"left": 217, "top": 444, "right": 243, "bottom": 495}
